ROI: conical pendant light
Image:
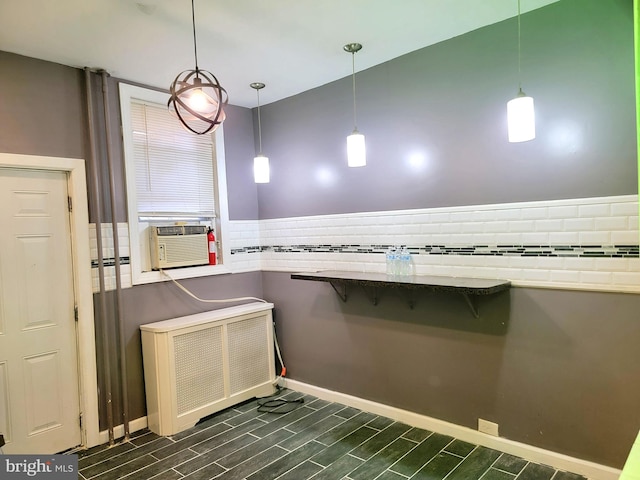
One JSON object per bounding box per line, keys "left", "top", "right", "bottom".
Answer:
{"left": 251, "top": 82, "right": 270, "bottom": 184}
{"left": 168, "top": 0, "right": 228, "bottom": 135}
{"left": 507, "top": 0, "right": 535, "bottom": 143}
{"left": 344, "top": 43, "right": 366, "bottom": 167}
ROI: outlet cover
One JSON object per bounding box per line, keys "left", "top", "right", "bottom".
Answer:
{"left": 478, "top": 418, "right": 499, "bottom": 436}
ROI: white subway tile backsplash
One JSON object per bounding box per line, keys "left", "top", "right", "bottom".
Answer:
{"left": 563, "top": 218, "right": 595, "bottom": 231}
{"left": 578, "top": 231, "right": 611, "bottom": 245}
{"left": 548, "top": 205, "right": 579, "bottom": 219}
{"left": 534, "top": 219, "right": 564, "bottom": 232}
{"left": 595, "top": 216, "right": 629, "bottom": 231}
{"left": 611, "top": 202, "right": 638, "bottom": 216}
{"left": 578, "top": 203, "right": 610, "bottom": 217}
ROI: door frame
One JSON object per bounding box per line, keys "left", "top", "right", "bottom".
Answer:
{"left": 0, "top": 152, "right": 99, "bottom": 449}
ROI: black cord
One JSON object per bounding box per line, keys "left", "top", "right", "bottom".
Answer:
{"left": 257, "top": 386, "right": 305, "bottom": 414}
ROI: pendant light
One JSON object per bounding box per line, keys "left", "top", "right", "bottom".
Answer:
{"left": 168, "top": 0, "right": 228, "bottom": 135}
{"left": 507, "top": 0, "right": 535, "bottom": 142}
{"left": 344, "top": 43, "right": 366, "bottom": 167}
{"left": 251, "top": 82, "right": 270, "bottom": 183}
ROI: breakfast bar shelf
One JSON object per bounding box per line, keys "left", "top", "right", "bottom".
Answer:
{"left": 291, "top": 270, "right": 511, "bottom": 318}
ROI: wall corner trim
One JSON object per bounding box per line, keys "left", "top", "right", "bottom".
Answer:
{"left": 283, "top": 379, "right": 623, "bottom": 480}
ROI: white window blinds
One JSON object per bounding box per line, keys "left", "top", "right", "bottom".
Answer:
{"left": 130, "top": 100, "right": 215, "bottom": 216}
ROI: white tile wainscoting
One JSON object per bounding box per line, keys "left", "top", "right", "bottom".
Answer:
{"left": 90, "top": 195, "right": 640, "bottom": 293}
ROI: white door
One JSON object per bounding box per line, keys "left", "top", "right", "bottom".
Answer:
{"left": 0, "top": 167, "right": 81, "bottom": 454}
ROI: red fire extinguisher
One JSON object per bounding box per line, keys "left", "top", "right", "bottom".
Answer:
{"left": 207, "top": 228, "right": 217, "bottom": 265}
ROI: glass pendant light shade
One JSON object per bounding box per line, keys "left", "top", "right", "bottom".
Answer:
{"left": 344, "top": 43, "right": 366, "bottom": 167}
{"left": 251, "top": 82, "right": 270, "bottom": 183}
{"left": 347, "top": 131, "right": 366, "bottom": 167}
{"left": 507, "top": 90, "right": 535, "bottom": 142}
{"left": 254, "top": 154, "right": 270, "bottom": 183}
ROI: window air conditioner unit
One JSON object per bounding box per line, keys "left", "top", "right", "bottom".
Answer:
{"left": 150, "top": 225, "right": 209, "bottom": 270}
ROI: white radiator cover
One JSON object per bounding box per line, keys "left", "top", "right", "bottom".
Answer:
{"left": 140, "top": 302, "right": 276, "bottom": 436}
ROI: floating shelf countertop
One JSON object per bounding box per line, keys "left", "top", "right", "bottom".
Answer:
{"left": 291, "top": 270, "right": 511, "bottom": 317}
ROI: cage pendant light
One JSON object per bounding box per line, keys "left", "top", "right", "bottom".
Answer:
{"left": 507, "top": 0, "right": 535, "bottom": 142}
{"left": 251, "top": 83, "right": 270, "bottom": 183}
{"left": 344, "top": 43, "right": 366, "bottom": 167}
{"left": 168, "top": 0, "right": 228, "bottom": 135}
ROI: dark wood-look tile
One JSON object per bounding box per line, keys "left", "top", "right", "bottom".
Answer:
{"left": 224, "top": 405, "right": 265, "bottom": 426}
{"left": 129, "top": 431, "right": 164, "bottom": 447}
{"left": 335, "top": 406, "right": 361, "bottom": 419}
{"left": 402, "top": 427, "right": 433, "bottom": 443}
{"left": 315, "top": 412, "right": 376, "bottom": 446}
{"left": 273, "top": 460, "right": 324, "bottom": 480}
{"left": 445, "top": 446, "right": 501, "bottom": 480}
{"left": 119, "top": 449, "right": 197, "bottom": 480}
{"left": 278, "top": 413, "right": 346, "bottom": 451}
{"left": 81, "top": 437, "right": 174, "bottom": 477}
{"left": 306, "top": 398, "right": 331, "bottom": 410}
{"left": 481, "top": 468, "right": 516, "bottom": 480}
{"left": 214, "top": 445, "right": 288, "bottom": 480}
{"left": 217, "top": 428, "right": 293, "bottom": 469}
{"left": 78, "top": 441, "right": 136, "bottom": 469}
{"left": 150, "top": 422, "right": 231, "bottom": 459}
{"left": 312, "top": 426, "right": 378, "bottom": 466}
{"left": 190, "top": 417, "right": 266, "bottom": 454}
{"left": 309, "top": 454, "right": 363, "bottom": 480}
{"left": 493, "top": 453, "right": 528, "bottom": 475}
{"left": 349, "top": 437, "right": 416, "bottom": 480}
{"left": 552, "top": 471, "right": 588, "bottom": 480}
{"left": 348, "top": 422, "right": 412, "bottom": 460}
{"left": 88, "top": 454, "right": 158, "bottom": 480}
{"left": 250, "top": 406, "right": 316, "bottom": 437}
{"left": 390, "top": 432, "right": 453, "bottom": 477}
{"left": 285, "top": 402, "right": 346, "bottom": 433}
{"left": 517, "top": 462, "right": 556, "bottom": 480}
{"left": 444, "top": 439, "right": 477, "bottom": 457}
{"left": 175, "top": 434, "right": 256, "bottom": 475}
{"left": 374, "top": 470, "right": 409, "bottom": 480}
{"left": 366, "top": 416, "right": 394, "bottom": 431}
{"left": 148, "top": 469, "right": 184, "bottom": 480}
{"left": 245, "top": 440, "right": 325, "bottom": 480}
{"left": 181, "top": 461, "right": 225, "bottom": 480}
{"left": 413, "top": 452, "right": 464, "bottom": 480}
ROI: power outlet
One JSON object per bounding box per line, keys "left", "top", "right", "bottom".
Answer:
{"left": 478, "top": 418, "right": 499, "bottom": 437}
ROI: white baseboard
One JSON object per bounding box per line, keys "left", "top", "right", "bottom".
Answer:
{"left": 284, "top": 379, "right": 622, "bottom": 480}
{"left": 95, "top": 417, "right": 148, "bottom": 447}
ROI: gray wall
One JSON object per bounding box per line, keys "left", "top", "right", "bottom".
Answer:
{"left": 256, "top": 0, "right": 636, "bottom": 219}
{"left": 264, "top": 272, "right": 640, "bottom": 468}
{"left": 0, "top": 50, "right": 263, "bottom": 428}
{"left": 251, "top": 0, "right": 639, "bottom": 470}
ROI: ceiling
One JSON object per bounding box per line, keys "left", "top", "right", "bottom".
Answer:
{"left": 0, "top": 0, "right": 559, "bottom": 108}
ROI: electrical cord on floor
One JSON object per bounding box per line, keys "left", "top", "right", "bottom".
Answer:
{"left": 257, "top": 385, "right": 305, "bottom": 414}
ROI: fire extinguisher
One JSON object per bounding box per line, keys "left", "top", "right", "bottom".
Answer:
{"left": 207, "top": 227, "right": 217, "bottom": 265}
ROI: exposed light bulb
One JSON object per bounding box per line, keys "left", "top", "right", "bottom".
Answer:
{"left": 187, "top": 88, "right": 209, "bottom": 113}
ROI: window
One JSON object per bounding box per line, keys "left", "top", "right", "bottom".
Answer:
{"left": 119, "top": 83, "right": 230, "bottom": 285}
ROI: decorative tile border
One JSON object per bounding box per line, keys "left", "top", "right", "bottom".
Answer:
{"left": 232, "top": 244, "right": 639, "bottom": 258}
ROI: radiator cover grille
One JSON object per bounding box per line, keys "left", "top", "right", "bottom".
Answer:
{"left": 141, "top": 303, "right": 276, "bottom": 436}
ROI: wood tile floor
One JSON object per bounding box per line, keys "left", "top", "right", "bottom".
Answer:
{"left": 77, "top": 389, "right": 587, "bottom": 480}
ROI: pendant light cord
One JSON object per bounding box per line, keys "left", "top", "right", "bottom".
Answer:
{"left": 517, "top": 0, "right": 522, "bottom": 92}
{"left": 351, "top": 52, "right": 358, "bottom": 130}
{"left": 257, "top": 89, "right": 263, "bottom": 154}
{"left": 191, "top": 0, "right": 199, "bottom": 71}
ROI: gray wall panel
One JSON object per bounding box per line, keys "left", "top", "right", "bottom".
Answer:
{"left": 256, "top": 0, "right": 636, "bottom": 219}
{"left": 263, "top": 271, "right": 640, "bottom": 468}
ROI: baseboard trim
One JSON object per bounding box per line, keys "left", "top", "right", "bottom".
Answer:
{"left": 283, "top": 379, "right": 622, "bottom": 480}
{"left": 95, "top": 417, "right": 148, "bottom": 447}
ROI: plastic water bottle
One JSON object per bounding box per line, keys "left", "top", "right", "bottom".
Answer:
{"left": 400, "top": 248, "right": 412, "bottom": 276}
{"left": 386, "top": 248, "right": 395, "bottom": 275}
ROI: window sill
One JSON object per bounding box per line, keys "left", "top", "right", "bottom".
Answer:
{"left": 133, "top": 264, "right": 232, "bottom": 285}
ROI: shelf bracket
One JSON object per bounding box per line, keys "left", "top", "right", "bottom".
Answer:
{"left": 328, "top": 281, "right": 348, "bottom": 302}
{"left": 461, "top": 293, "right": 480, "bottom": 319}
{"left": 362, "top": 287, "right": 380, "bottom": 306}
